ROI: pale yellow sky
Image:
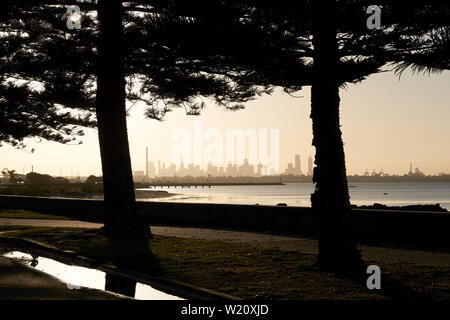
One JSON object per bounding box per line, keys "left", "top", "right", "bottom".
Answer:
{"left": 1, "top": 69, "right": 450, "bottom": 177}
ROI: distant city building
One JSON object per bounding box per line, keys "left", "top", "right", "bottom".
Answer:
{"left": 261, "top": 167, "right": 277, "bottom": 176}
{"left": 284, "top": 154, "right": 304, "bottom": 175}
{"left": 145, "top": 147, "right": 149, "bottom": 178}
{"left": 226, "top": 162, "right": 238, "bottom": 177}
{"left": 166, "top": 163, "right": 176, "bottom": 176}
{"left": 294, "top": 154, "right": 302, "bottom": 175}
{"left": 207, "top": 162, "right": 218, "bottom": 176}
{"left": 238, "top": 159, "right": 254, "bottom": 176}
{"left": 194, "top": 164, "right": 202, "bottom": 176}
{"left": 134, "top": 170, "right": 145, "bottom": 182}
{"left": 407, "top": 163, "right": 425, "bottom": 177}
{"left": 284, "top": 163, "right": 295, "bottom": 175}
{"left": 257, "top": 163, "right": 263, "bottom": 176}
{"left": 148, "top": 161, "right": 156, "bottom": 178}
{"left": 307, "top": 156, "right": 313, "bottom": 176}
{"left": 178, "top": 160, "right": 187, "bottom": 176}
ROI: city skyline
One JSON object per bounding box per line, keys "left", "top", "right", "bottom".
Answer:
{"left": 1, "top": 70, "right": 450, "bottom": 177}
{"left": 1, "top": 140, "right": 448, "bottom": 179}
{"left": 2, "top": 150, "right": 439, "bottom": 180}
{"left": 135, "top": 155, "right": 433, "bottom": 180}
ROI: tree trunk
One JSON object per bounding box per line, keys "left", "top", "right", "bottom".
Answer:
{"left": 310, "top": 0, "right": 364, "bottom": 271}
{"left": 105, "top": 274, "right": 136, "bottom": 297}
{"left": 96, "top": 0, "right": 150, "bottom": 237}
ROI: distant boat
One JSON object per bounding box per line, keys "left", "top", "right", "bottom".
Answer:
{"left": 383, "top": 192, "right": 388, "bottom": 195}
{"left": 349, "top": 185, "right": 357, "bottom": 188}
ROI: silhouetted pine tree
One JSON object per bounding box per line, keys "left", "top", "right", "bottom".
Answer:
{"left": 228, "top": 0, "right": 450, "bottom": 270}
{"left": 308, "top": 0, "right": 450, "bottom": 270}
{"left": 0, "top": 0, "right": 311, "bottom": 238}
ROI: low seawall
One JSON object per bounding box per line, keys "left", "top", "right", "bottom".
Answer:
{"left": 0, "top": 195, "right": 448, "bottom": 249}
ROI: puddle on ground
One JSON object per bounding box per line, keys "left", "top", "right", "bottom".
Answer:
{"left": 3, "top": 251, "right": 183, "bottom": 300}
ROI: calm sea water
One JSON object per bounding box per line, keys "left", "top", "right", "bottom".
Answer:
{"left": 138, "top": 182, "right": 450, "bottom": 210}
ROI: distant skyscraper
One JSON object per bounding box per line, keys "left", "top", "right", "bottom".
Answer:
{"left": 257, "top": 163, "right": 263, "bottom": 176}
{"left": 284, "top": 163, "right": 295, "bottom": 175}
{"left": 307, "top": 156, "right": 313, "bottom": 176}
{"left": 145, "top": 147, "right": 149, "bottom": 178}
{"left": 148, "top": 161, "right": 156, "bottom": 178}
{"left": 179, "top": 160, "right": 187, "bottom": 176}
{"left": 294, "top": 154, "right": 302, "bottom": 175}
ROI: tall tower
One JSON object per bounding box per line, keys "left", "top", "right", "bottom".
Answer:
{"left": 307, "top": 156, "right": 313, "bottom": 176}
{"left": 294, "top": 154, "right": 302, "bottom": 175}
{"left": 158, "top": 160, "right": 161, "bottom": 176}
{"left": 145, "top": 147, "right": 149, "bottom": 178}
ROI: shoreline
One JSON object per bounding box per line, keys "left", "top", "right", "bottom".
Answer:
{"left": 1, "top": 183, "right": 449, "bottom": 211}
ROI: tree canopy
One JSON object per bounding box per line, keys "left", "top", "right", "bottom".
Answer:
{"left": 2, "top": 1, "right": 449, "bottom": 146}
{"left": 1, "top": 0, "right": 311, "bottom": 138}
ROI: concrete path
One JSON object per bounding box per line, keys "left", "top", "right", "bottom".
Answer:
{"left": 0, "top": 218, "right": 101, "bottom": 229}
{"left": 0, "top": 218, "right": 318, "bottom": 253}
{"left": 1, "top": 218, "right": 449, "bottom": 268}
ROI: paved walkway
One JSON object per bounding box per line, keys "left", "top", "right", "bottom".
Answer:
{"left": 0, "top": 218, "right": 101, "bottom": 229}
{"left": 0, "top": 218, "right": 318, "bottom": 253}
{"left": 1, "top": 218, "right": 449, "bottom": 268}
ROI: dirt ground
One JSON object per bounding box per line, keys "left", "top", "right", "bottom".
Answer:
{"left": 1, "top": 218, "right": 449, "bottom": 268}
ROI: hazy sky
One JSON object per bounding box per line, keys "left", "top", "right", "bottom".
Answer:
{"left": 1, "top": 68, "right": 450, "bottom": 177}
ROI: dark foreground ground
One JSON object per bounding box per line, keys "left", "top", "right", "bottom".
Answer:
{"left": 0, "top": 210, "right": 449, "bottom": 300}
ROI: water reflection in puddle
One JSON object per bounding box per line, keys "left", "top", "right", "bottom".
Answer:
{"left": 3, "top": 251, "right": 183, "bottom": 300}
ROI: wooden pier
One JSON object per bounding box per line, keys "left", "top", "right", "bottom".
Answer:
{"left": 145, "top": 182, "right": 284, "bottom": 189}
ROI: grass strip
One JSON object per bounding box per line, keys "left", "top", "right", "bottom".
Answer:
{"left": 3, "top": 227, "right": 449, "bottom": 300}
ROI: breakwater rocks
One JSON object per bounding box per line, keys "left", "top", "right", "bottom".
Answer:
{"left": 352, "top": 203, "right": 448, "bottom": 213}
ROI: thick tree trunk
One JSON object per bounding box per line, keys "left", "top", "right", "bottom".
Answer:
{"left": 310, "top": 0, "right": 364, "bottom": 271}
{"left": 105, "top": 274, "right": 137, "bottom": 297}
{"left": 96, "top": 0, "right": 150, "bottom": 237}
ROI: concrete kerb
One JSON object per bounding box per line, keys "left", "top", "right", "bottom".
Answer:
{"left": 0, "top": 236, "right": 240, "bottom": 300}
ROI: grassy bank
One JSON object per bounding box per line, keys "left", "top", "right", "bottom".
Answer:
{"left": 0, "top": 184, "right": 103, "bottom": 198}
{"left": 1, "top": 227, "right": 449, "bottom": 300}
{"left": 0, "top": 185, "right": 173, "bottom": 200}
{"left": 0, "top": 210, "right": 71, "bottom": 220}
